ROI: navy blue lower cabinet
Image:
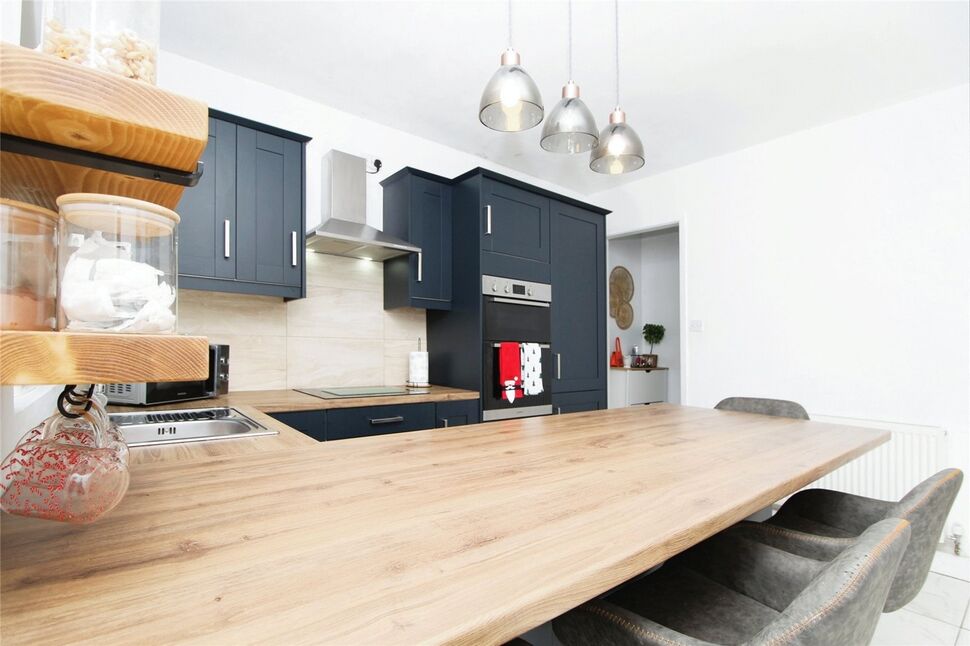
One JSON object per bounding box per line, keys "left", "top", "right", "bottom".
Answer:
{"left": 435, "top": 399, "right": 480, "bottom": 427}
{"left": 327, "top": 403, "right": 436, "bottom": 441}
{"left": 552, "top": 390, "right": 606, "bottom": 415}
{"left": 268, "top": 410, "right": 326, "bottom": 442}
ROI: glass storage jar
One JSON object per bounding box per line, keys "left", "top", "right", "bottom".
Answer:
{"left": 1, "top": 199, "right": 58, "bottom": 331}
{"left": 41, "top": 0, "right": 160, "bottom": 83}
{"left": 56, "top": 194, "right": 178, "bottom": 334}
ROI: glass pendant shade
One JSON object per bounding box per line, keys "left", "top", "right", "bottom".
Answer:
{"left": 540, "top": 81, "right": 598, "bottom": 153}
{"left": 589, "top": 108, "right": 645, "bottom": 174}
{"left": 479, "top": 48, "right": 544, "bottom": 132}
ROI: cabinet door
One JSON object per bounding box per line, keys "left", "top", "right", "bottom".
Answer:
{"left": 177, "top": 117, "right": 237, "bottom": 280}
{"left": 436, "top": 399, "right": 479, "bottom": 427}
{"left": 551, "top": 202, "right": 606, "bottom": 393}
{"left": 267, "top": 410, "right": 326, "bottom": 442}
{"left": 553, "top": 390, "right": 606, "bottom": 415}
{"left": 481, "top": 178, "right": 550, "bottom": 281}
{"left": 236, "top": 128, "right": 304, "bottom": 287}
{"left": 410, "top": 177, "right": 452, "bottom": 305}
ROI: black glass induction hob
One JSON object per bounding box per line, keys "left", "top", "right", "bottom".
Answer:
{"left": 297, "top": 386, "right": 430, "bottom": 400}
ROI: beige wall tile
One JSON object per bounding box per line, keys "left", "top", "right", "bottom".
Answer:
{"left": 181, "top": 261, "right": 432, "bottom": 389}
{"left": 286, "top": 338, "right": 384, "bottom": 389}
{"left": 286, "top": 285, "right": 384, "bottom": 339}
{"left": 203, "top": 334, "right": 286, "bottom": 392}
{"left": 383, "top": 307, "right": 427, "bottom": 342}
{"left": 178, "top": 290, "right": 285, "bottom": 336}
{"left": 304, "top": 252, "right": 382, "bottom": 292}
{"left": 383, "top": 340, "right": 416, "bottom": 386}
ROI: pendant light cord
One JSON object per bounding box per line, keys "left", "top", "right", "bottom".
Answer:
{"left": 508, "top": 0, "right": 513, "bottom": 48}
{"left": 614, "top": 0, "right": 620, "bottom": 108}
{"left": 567, "top": 0, "right": 573, "bottom": 81}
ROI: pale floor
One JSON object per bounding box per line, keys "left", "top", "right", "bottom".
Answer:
{"left": 871, "top": 571, "right": 970, "bottom": 646}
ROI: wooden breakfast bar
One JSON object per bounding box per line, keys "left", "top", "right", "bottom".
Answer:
{"left": 0, "top": 405, "right": 888, "bottom": 645}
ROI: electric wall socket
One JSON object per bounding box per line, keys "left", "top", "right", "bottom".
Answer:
{"left": 689, "top": 320, "right": 705, "bottom": 333}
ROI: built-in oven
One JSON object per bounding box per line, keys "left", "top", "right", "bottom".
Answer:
{"left": 481, "top": 275, "right": 553, "bottom": 422}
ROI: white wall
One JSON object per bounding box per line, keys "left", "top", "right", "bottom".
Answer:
{"left": 640, "top": 229, "right": 681, "bottom": 404}
{"left": 595, "top": 84, "right": 970, "bottom": 532}
{"left": 155, "top": 51, "right": 586, "bottom": 233}
{"left": 606, "top": 237, "right": 643, "bottom": 355}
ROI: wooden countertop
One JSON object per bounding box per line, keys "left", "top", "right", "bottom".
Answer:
{"left": 111, "top": 385, "right": 479, "bottom": 414}
{"left": 1, "top": 404, "right": 887, "bottom": 645}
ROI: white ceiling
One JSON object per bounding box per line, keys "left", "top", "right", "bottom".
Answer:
{"left": 160, "top": 1, "right": 969, "bottom": 194}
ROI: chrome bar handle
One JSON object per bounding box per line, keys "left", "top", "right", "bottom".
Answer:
{"left": 223, "top": 219, "right": 231, "bottom": 258}
{"left": 291, "top": 231, "right": 298, "bottom": 267}
{"left": 441, "top": 418, "right": 449, "bottom": 428}
{"left": 417, "top": 252, "right": 423, "bottom": 282}
{"left": 369, "top": 416, "right": 404, "bottom": 425}
{"left": 556, "top": 353, "right": 562, "bottom": 380}
{"left": 557, "top": 407, "right": 562, "bottom": 415}
{"left": 485, "top": 204, "right": 492, "bottom": 235}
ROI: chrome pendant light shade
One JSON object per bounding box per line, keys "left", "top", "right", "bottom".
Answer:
{"left": 479, "top": 48, "right": 544, "bottom": 132}
{"left": 540, "top": 1, "right": 597, "bottom": 153}
{"left": 590, "top": 0, "right": 644, "bottom": 175}
{"left": 540, "top": 82, "right": 598, "bottom": 153}
{"left": 589, "top": 108, "right": 644, "bottom": 174}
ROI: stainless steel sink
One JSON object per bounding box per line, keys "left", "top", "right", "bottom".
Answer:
{"left": 109, "top": 407, "right": 278, "bottom": 447}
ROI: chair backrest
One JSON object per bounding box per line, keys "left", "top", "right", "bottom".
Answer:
{"left": 750, "top": 518, "right": 911, "bottom": 646}
{"left": 715, "top": 397, "right": 810, "bottom": 420}
{"left": 880, "top": 468, "right": 963, "bottom": 611}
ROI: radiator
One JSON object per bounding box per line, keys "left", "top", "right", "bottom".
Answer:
{"left": 801, "top": 415, "right": 947, "bottom": 502}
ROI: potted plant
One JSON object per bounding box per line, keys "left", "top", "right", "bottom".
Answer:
{"left": 641, "top": 323, "right": 665, "bottom": 369}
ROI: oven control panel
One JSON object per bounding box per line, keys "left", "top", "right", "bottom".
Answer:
{"left": 481, "top": 275, "right": 552, "bottom": 303}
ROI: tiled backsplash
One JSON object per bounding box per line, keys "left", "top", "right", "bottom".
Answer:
{"left": 177, "top": 252, "right": 426, "bottom": 391}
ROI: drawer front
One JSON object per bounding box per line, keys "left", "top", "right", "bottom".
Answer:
{"left": 436, "top": 400, "right": 480, "bottom": 427}
{"left": 627, "top": 371, "right": 668, "bottom": 405}
{"left": 268, "top": 410, "right": 326, "bottom": 442}
{"left": 327, "top": 403, "right": 436, "bottom": 441}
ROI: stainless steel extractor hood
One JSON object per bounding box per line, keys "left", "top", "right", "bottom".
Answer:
{"left": 306, "top": 150, "right": 420, "bottom": 261}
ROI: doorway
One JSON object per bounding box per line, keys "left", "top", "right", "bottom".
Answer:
{"left": 606, "top": 224, "right": 682, "bottom": 404}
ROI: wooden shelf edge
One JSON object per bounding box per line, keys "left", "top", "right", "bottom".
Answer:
{"left": 0, "top": 42, "right": 208, "bottom": 172}
{"left": 0, "top": 331, "right": 209, "bottom": 385}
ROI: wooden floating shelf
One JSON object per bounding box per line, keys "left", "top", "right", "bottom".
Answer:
{"left": 0, "top": 331, "right": 209, "bottom": 386}
{"left": 0, "top": 42, "right": 208, "bottom": 210}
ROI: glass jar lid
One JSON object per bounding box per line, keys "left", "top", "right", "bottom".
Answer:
{"left": 56, "top": 193, "right": 179, "bottom": 238}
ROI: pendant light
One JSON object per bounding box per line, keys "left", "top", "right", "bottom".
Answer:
{"left": 540, "top": 0, "right": 598, "bottom": 153}
{"left": 590, "top": 0, "right": 645, "bottom": 174}
{"left": 479, "top": 0, "right": 544, "bottom": 132}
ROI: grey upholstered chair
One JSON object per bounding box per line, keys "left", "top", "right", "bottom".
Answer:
{"left": 714, "top": 397, "right": 809, "bottom": 420}
{"left": 755, "top": 468, "right": 963, "bottom": 612}
{"left": 552, "top": 518, "right": 911, "bottom": 646}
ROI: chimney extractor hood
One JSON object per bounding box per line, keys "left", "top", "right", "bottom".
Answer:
{"left": 306, "top": 150, "right": 420, "bottom": 261}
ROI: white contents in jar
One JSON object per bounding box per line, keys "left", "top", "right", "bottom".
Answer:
{"left": 60, "top": 232, "right": 175, "bottom": 333}
{"left": 43, "top": 18, "right": 157, "bottom": 83}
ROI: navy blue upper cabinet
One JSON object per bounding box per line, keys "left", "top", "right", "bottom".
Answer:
{"left": 177, "top": 111, "right": 310, "bottom": 300}
{"left": 480, "top": 178, "right": 551, "bottom": 283}
{"left": 382, "top": 168, "right": 453, "bottom": 310}
{"left": 177, "top": 117, "right": 237, "bottom": 281}
{"left": 551, "top": 201, "right": 607, "bottom": 394}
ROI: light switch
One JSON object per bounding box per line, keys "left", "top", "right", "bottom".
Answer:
{"left": 689, "top": 319, "right": 705, "bottom": 332}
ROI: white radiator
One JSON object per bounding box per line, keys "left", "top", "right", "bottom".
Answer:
{"left": 801, "top": 415, "right": 947, "bottom": 502}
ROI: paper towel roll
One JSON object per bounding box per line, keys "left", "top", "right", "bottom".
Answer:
{"left": 408, "top": 351, "right": 429, "bottom": 387}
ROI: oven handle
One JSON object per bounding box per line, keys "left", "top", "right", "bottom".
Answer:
{"left": 490, "top": 343, "right": 551, "bottom": 349}
{"left": 487, "top": 297, "right": 550, "bottom": 308}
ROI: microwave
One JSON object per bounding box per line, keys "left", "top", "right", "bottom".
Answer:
{"left": 105, "top": 344, "right": 230, "bottom": 406}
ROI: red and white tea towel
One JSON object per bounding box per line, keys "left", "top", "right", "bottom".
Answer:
{"left": 498, "top": 342, "right": 522, "bottom": 403}
{"left": 520, "top": 343, "right": 544, "bottom": 396}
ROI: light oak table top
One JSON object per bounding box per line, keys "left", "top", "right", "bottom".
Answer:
{"left": 0, "top": 404, "right": 888, "bottom": 645}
